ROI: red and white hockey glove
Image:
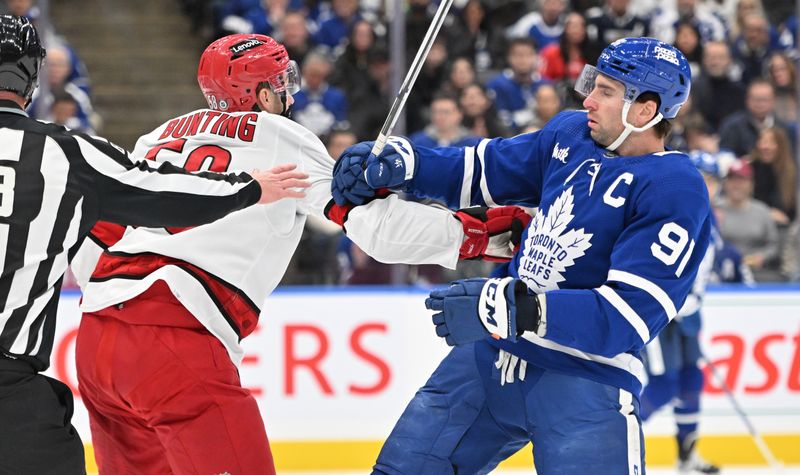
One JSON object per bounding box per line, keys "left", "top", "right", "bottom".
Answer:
{"left": 325, "top": 188, "right": 392, "bottom": 227}
{"left": 456, "top": 206, "right": 532, "bottom": 262}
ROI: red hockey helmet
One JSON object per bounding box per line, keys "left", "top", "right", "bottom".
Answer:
{"left": 197, "top": 34, "right": 301, "bottom": 112}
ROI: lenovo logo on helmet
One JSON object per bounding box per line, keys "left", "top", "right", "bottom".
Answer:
{"left": 654, "top": 45, "right": 679, "bottom": 66}
{"left": 229, "top": 39, "right": 263, "bottom": 55}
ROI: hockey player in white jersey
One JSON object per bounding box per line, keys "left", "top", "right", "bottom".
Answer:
{"left": 72, "top": 34, "right": 530, "bottom": 475}
{"left": 332, "top": 37, "right": 712, "bottom": 474}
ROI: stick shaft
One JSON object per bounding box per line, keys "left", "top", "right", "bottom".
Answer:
{"left": 370, "top": 0, "right": 455, "bottom": 157}
{"left": 701, "top": 355, "right": 782, "bottom": 467}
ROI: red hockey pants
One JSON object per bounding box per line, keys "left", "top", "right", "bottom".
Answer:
{"left": 75, "top": 282, "right": 275, "bottom": 474}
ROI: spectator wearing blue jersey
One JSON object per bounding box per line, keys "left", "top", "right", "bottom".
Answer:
{"left": 216, "top": 0, "right": 292, "bottom": 37}
{"left": 732, "top": 13, "right": 783, "bottom": 85}
{"left": 506, "top": 0, "right": 567, "bottom": 49}
{"left": 332, "top": 37, "right": 711, "bottom": 475}
{"left": 585, "top": 0, "right": 650, "bottom": 48}
{"left": 650, "top": 0, "right": 726, "bottom": 45}
{"left": 291, "top": 52, "right": 349, "bottom": 137}
{"left": 312, "top": 0, "right": 361, "bottom": 50}
{"left": 777, "top": 14, "right": 797, "bottom": 50}
{"left": 409, "top": 94, "right": 480, "bottom": 148}
{"left": 28, "top": 44, "right": 95, "bottom": 132}
{"left": 640, "top": 151, "right": 722, "bottom": 474}
{"left": 486, "top": 38, "right": 548, "bottom": 132}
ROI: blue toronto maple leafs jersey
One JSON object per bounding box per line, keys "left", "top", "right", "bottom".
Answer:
{"left": 406, "top": 110, "right": 712, "bottom": 396}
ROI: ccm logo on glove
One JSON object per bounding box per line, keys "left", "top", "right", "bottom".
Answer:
{"left": 479, "top": 278, "right": 514, "bottom": 339}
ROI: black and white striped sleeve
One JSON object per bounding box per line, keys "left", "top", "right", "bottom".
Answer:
{"left": 65, "top": 132, "right": 261, "bottom": 228}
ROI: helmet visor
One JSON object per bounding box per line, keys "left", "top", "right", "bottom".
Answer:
{"left": 268, "top": 60, "right": 301, "bottom": 95}
{"left": 573, "top": 64, "right": 600, "bottom": 98}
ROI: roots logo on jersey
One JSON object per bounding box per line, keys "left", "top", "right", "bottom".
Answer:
{"left": 230, "top": 39, "right": 264, "bottom": 55}
{"left": 518, "top": 186, "right": 593, "bottom": 291}
{"left": 552, "top": 142, "right": 569, "bottom": 164}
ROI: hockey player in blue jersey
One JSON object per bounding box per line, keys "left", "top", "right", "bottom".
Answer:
{"left": 640, "top": 151, "right": 724, "bottom": 474}
{"left": 332, "top": 37, "right": 711, "bottom": 474}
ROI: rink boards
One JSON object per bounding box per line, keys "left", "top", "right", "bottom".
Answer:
{"left": 47, "top": 285, "right": 800, "bottom": 471}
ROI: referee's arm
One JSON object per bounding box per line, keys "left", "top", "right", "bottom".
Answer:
{"left": 67, "top": 132, "right": 262, "bottom": 228}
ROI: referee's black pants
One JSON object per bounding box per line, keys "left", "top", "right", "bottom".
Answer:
{"left": 0, "top": 358, "right": 86, "bottom": 474}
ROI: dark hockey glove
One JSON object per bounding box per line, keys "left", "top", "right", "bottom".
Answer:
{"left": 425, "top": 277, "right": 542, "bottom": 346}
{"left": 332, "top": 141, "right": 377, "bottom": 206}
{"left": 456, "top": 206, "right": 532, "bottom": 262}
{"left": 331, "top": 137, "right": 417, "bottom": 206}
{"left": 363, "top": 136, "right": 416, "bottom": 190}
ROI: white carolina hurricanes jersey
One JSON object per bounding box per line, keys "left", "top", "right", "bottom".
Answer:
{"left": 76, "top": 109, "right": 463, "bottom": 364}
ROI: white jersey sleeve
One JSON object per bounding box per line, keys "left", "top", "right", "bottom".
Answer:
{"left": 270, "top": 115, "right": 463, "bottom": 269}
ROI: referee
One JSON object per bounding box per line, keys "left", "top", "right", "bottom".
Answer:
{"left": 0, "top": 15, "right": 308, "bottom": 474}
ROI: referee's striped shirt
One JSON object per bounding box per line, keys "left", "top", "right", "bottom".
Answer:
{"left": 0, "top": 101, "right": 261, "bottom": 371}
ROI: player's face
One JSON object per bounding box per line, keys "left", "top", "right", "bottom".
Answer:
{"left": 582, "top": 74, "right": 626, "bottom": 147}
{"left": 262, "top": 88, "right": 295, "bottom": 115}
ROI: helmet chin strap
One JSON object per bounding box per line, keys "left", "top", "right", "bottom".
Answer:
{"left": 605, "top": 101, "right": 664, "bottom": 152}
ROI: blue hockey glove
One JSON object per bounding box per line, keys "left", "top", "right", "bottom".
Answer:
{"left": 332, "top": 141, "right": 376, "bottom": 206}
{"left": 425, "top": 277, "right": 541, "bottom": 346}
{"left": 363, "top": 136, "right": 417, "bottom": 190}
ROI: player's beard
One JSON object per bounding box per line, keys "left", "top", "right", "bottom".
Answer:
{"left": 589, "top": 128, "right": 611, "bottom": 148}
{"left": 278, "top": 93, "right": 292, "bottom": 118}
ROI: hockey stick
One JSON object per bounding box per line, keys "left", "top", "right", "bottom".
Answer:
{"left": 700, "top": 354, "right": 783, "bottom": 469}
{"left": 370, "top": 0, "right": 456, "bottom": 157}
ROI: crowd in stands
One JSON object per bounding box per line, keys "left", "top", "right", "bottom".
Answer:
{"left": 15, "top": 0, "right": 800, "bottom": 287}
{"left": 1, "top": 0, "right": 99, "bottom": 135}
{"left": 183, "top": 0, "right": 798, "bottom": 285}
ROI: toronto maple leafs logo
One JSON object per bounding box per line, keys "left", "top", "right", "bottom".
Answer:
{"left": 518, "top": 186, "right": 593, "bottom": 291}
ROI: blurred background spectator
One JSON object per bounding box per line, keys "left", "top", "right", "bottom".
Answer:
{"left": 765, "top": 52, "right": 797, "bottom": 124}
{"left": 460, "top": 83, "right": 511, "bottom": 138}
{"left": 717, "top": 160, "right": 783, "bottom": 282}
{"left": 718, "top": 79, "right": 792, "bottom": 157}
{"left": 747, "top": 127, "right": 797, "bottom": 227}
{"left": 691, "top": 41, "right": 745, "bottom": 131}
{"left": 507, "top": 0, "right": 567, "bottom": 49}
{"left": 277, "top": 11, "right": 314, "bottom": 66}
{"left": 28, "top": 43, "right": 96, "bottom": 133}
{"left": 732, "top": 12, "right": 780, "bottom": 85}
{"left": 486, "top": 37, "right": 548, "bottom": 132}
{"left": 292, "top": 52, "right": 349, "bottom": 137}
{"left": 650, "top": 0, "right": 726, "bottom": 45}
{"left": 538, "top": 12, "right": 602, "bottom": 87}
{"left": 409, "top": 93, "right": 480, "bottom": 147}
{"left": 347, "top": 46, "right": 391, "bottom": 141}
{"left": 313, "top": 0, "right": 361, "bottom": 50}
{"left": 585, "top": 0, "right": 650, "bottom": 47}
